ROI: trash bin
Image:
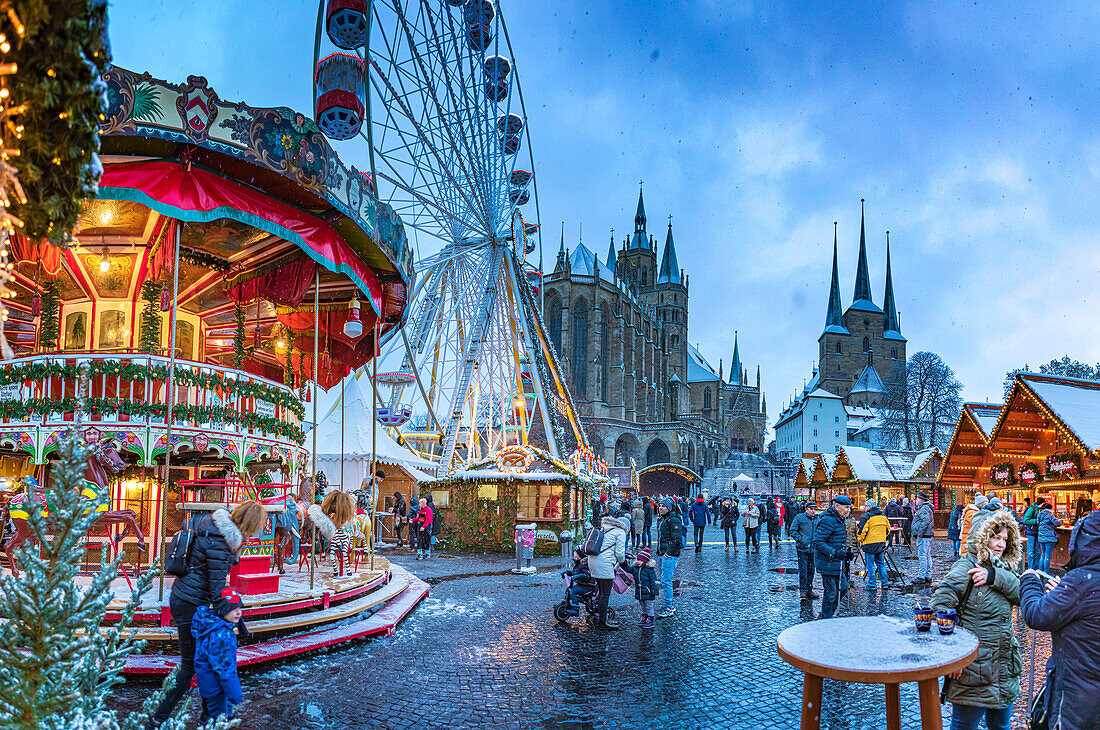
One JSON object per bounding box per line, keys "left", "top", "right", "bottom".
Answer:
{"left": 512, "top": 522, "right": 536, "bottom": 574}
{"left": 559, "top": 529, "right": 573, "bottom": 570}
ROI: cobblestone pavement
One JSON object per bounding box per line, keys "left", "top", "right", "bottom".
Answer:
{"left": 110, "top": 534, "right": 1050, "bottom": 729}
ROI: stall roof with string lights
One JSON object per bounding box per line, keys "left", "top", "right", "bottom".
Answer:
{"left": 936, "top": 402, "right": 1004, "bottom": 492}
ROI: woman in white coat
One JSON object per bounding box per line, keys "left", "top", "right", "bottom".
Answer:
{"left": 589, "top": 506, "right": 631, "bottom": 630}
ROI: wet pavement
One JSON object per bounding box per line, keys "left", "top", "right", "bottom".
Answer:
{"left": 109, "top": 535, "right": 1049, "bottom": 729}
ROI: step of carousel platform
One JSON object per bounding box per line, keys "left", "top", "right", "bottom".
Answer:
{"left": 123, "top": 565, "right": 429, "bottom": 675}
{"left": 235, "top": 555, "right": 273, "bottom": 575}
{"left": 234, "top": 571, "right": 281, "bottom": 595}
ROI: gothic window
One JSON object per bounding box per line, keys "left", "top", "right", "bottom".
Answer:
{"left": 890, "top": 348, "right": 898, "bottom": 360}
{"left": 703, "top": 388, "right": 712, "bottom": 410}
{"left": 546, "top": 293, "right": 562, "bottom": 354}
{"left": 835, "top": 340, "right": 842, "bottom": 354}
{"left": 600, "top": 304, "right": 611, "bottom": 401}
{"left": 572, "top": 299, "right": 588, "bottom": 394}
{"left": 862, "top": 336, "right": 870, "bottom": 353}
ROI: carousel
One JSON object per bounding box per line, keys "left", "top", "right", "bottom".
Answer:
{"left": 0, "top": 65, "right": 428, "bottom": 673}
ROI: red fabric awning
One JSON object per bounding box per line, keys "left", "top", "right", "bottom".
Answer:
{"left": 98, "top": 160, "right": 382, "bottom": 315}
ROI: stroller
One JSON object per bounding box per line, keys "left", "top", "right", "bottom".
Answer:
{"left": 553, "top": 550, "right": 636, "bottom": 623}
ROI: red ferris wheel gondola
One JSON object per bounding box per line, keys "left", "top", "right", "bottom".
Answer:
{"left": 314, "top": 52, "right": 365, "bottom": 140}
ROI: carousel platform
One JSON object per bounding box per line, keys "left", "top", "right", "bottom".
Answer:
{"left": 93, "top": 559, "right": 428, "bottom": 676}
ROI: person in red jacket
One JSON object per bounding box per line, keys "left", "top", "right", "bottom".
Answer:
{"left": 415, "top": 496, "right": 434, "bottom": 560}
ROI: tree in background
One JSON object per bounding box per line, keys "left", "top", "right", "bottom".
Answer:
{"left": 1003, "top": 357, "right": 1100, "bottom": 399}
{"left": 880, "top": 351, "right": 963, "bottom": 451}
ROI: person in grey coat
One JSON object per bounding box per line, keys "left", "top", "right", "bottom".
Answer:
{"left": 790, "top": 501, "right": 820, "bottom": 600}
{"left": 911, "top": 492, "right": 935, "bottom": 584}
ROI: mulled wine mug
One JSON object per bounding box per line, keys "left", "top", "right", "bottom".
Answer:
{"left": 935, "top": 609, "right": 957, "bottom": 635}
{"left": 913, "top": 605, "right": 933, "bottom": 632}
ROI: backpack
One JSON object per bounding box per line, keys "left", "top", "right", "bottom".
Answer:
{"left": 164, "top": 526, "right": 196, "bottom": 577}
{"left": 582, "top": 526, "right": 605, "bottom": 556}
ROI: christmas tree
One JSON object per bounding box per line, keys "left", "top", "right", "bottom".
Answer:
{"left": 0, "top": 429, "right": 236, "bottom": 729}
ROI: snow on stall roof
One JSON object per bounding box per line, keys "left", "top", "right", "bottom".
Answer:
{"left": 778, "top": 615, "right": 977, "bottom": 674}
{"left": 820, "top": 453, "right": 837, "bottom": 478}
{"left": 840, "top": 446, "right": 940, "bottom": 481}
{"left": 965, "top": 403, "right": 1002, "bottom": 440}
{"left": 1020, "top": 374, "right": 1100, "bottom": 450}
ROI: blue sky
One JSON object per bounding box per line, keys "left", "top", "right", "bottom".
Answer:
{"left": 109, "top": 1, "right": 1100, "bottom": 416}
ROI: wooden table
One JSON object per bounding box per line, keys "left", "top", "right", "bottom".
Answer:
{"left": 777, "top": 615, "right": 978, "bottom": 730}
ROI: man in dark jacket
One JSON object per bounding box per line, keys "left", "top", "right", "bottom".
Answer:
{"left": 1020, "top": 511, "right": 1100, "bottom": 730}
{"left": 901, "top": 498, "right": 913, "bottom": 547}
{"left": 910, "top": 492, "right": 935, "bottom": 583}
{"left": 884, "top": 498, "right": 902, "bottom": 546}
{"left": 687, "top": 496, "right": 709, "bottom": 553}
{"left": 590, "top": 493, "right": 606, "bottom": 526}
{"left": 655, "top": 499, "right": 684, "bottom": 618}
{"left": 642, "top": 498, "right": 654, "bottom": 548}
{"left": 790, "top": 501, "right": 820, "bottom": 600}
{"left": 812, "top": 495, "right": 853, "bottom": 619}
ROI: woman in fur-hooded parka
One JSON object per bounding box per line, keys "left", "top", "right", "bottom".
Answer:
{"left": 931, "top": 511, "right": 1023, "bottom": 710}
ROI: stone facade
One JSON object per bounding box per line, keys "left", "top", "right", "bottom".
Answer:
{"left": 541, "top": 189, "right": 767, "bottom": 476}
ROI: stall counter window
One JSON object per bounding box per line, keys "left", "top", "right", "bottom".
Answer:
{"left": 516, "top": 481, "right": 564, "bottom": 521}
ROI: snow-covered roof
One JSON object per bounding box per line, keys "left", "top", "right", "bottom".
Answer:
{"left": 964, "top": 403, "right": 1002, "bottom": 440}
{"left": 850, "top": 364, "right": 886, "bottom": 395}
{"left": 838, "top": 446, "right": 941, "bottom": 482}
{"left": 822, "top": 324, "right": 850, "bottom": 335}
{"left": 847, "top": 298, "right": 883, "bottom": 314}
{"left": 1017, "top": 373, "right": 1100, "bottom": 452}
{"left": 883, "top": 329, "right": 907, "bottom": 342}
{"left": 846, "top": 405, "right": 877, "bottom": 420}
{"left": 805, "top": 387, "right": 843, "bottom": 401}
{"left": 686, "top": 343, "right": 721, "bottom": 383}
{"left": 820, "top": 453, "right": 838, "bottom": 479}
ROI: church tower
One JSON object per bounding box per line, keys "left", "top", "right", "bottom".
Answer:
{"left": 617, "top": 187, "right": 657, "bottom": 293}
{"left": 656, "top": 219, "right": 688, "bottom": 418}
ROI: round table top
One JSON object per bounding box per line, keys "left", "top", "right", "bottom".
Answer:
{"left": 777, "top": 615, "right": 978, "bottom": 683}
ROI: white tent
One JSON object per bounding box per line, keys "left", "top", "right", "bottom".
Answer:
{"left": 732, "top": 473, "right": 754, "bottom": 483}
{"left": 308, "top": 375, "right": 437, "bottom": 496}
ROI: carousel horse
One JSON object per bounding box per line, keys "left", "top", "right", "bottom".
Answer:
{"left": 261, "top": 494, "right": 301, "bottom": 574}
{"left": 3, "top": 441, "right": 146, "bottom": 577}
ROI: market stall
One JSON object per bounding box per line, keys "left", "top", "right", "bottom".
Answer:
{"left": 812, "top": 446, "right": 942, "bottom": 512}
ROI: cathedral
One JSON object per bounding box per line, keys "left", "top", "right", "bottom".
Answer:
{"left": 817, "top": 200, "right": 907, "bottom": 407}
{"left": 541, "top": 189, "right": 767, "bottom": 475}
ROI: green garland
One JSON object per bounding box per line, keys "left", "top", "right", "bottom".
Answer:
{"left": 10, "top": 0, "right": 111, "bottom": 245}
{"left": 989, "top": 462, "right": 1016, "bottom": 486}
{"left": 37, "top": 281, "right": 59, "bottom": 350}
{"left": 0, "top": 360, "right": 305, "bottom": 418}
{"left": 138, "top": 281, "right": 162, "bottom": 353}
{"left": 179, "top": 247, "right": 230, "bottom": 273}
{"left": 233, "top": 299, "right": 248, "bottom": 368}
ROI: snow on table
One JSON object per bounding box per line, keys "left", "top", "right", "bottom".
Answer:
{"left": 777, "top": 615, "right": 977, "bottom": 677}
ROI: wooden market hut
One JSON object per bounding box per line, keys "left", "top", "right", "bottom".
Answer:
{"left": 813, "top": 446, "right": 942, "bottom": 509}
{"left": 792, "top": 457, "right": 816, "bottom": 497}
{"left": 937, "top": 402, "right": 1003, "bottom": 505}
{"left": 942, "top": 372, "right": 1100, "bottom": 566}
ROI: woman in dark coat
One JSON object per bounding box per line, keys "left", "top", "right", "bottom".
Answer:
{"left": 1020, "top": 511, "right": 1100, "bottom": 730}
{"left": 947, "top": 502, "right": 965, "bottom": 557}
{"left": 391, "top": 491, "right": 408, "bottom": 545}
{"left": 150, "top": 501, "right": 266, "bottom": 727}
{"left": 765, "top": 500, "right": 781, "bottom": 549}
{"left": 720, "top": 498, "right": 740, "bottom": 553}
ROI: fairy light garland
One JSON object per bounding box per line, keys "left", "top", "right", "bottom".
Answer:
{"left": 0, "top": 4, "right": 25, "bottom": 359}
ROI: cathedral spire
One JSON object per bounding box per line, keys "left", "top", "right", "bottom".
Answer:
{"left": 822, "top": 223, "right": 848, "bottom": 335}
{"left": 731, "top": 331, "right": 742, "bottom": 385}
{"left": 657, "top": 218, "right": 680, "bottom": 284}
{"left": 883, "top": 231, "right": 901, "bottom": 334}
{"left": 555, "top": 222, "right": 566, "bottom": 270}
{"left": 634, "top": 185, "right": 646, "bottom": 232}
{"left": 606, "top": 229, "right": 617, "bottom": 273}
{"left": 851, "top": 199, "right": 879, "bottom": 310}
{"left": 756, "top": 364, "right": 760, "bottom": 389}
{"left": 629, "top": 185, "right": 648, "bottom": 249}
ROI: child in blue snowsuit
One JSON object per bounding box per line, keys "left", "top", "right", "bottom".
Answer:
{"left": 193, "top": 587, "right": 245, "bottom": 722}
{"left": 563, "top": 549, "right": 596, "bottom": 614}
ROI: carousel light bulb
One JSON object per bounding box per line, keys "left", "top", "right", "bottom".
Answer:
{"left": 275, "top": 339, "right": 287, "bottom": 350}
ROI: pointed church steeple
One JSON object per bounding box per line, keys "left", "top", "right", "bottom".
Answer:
{"left": 850, "top": 199, "right": 882, "bottom": 313}
{"left": 606, "top": 229, "right": 617, "bottom": 274}
{"left": 822, "top": 222, "right": 849, "bottom": 335}
{"left": 555, "top": 222, "right": 566, "bottom": 271}
{"left": 634, "top": 186, "right": 646, "bottom": 232}
{"left": 629, "top": 186, "right": 649, "bottom": 249}
{"left": 883, "top": 231, "right": 906, "bottom": 341}
{"left": 731, "top": 332, "right": 742, "bottom": 385}
{"left": 657, "top": 218, "right": 680, "bottom": 284}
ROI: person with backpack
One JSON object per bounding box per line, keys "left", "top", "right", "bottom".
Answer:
{"left": 148, "top": 501, "right": 267, "bottom": 728}
{"left": 1019, "top": 511, "right": 1100, "bottom": 730}
{"left": 655, "top": 498, "right": 683, "bottom": 618}
{"left": 589, "top": 506, "right": 629, "bottom": 630}
{"left": 930, "top": 512, "right": 1022, "bottom": 730}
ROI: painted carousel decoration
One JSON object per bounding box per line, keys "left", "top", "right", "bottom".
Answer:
{"left": 0, "top": 66, "right": 413, "bottom": 571}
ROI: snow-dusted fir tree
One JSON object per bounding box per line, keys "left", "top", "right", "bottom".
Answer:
{"left": 0, "top": 430, "right": 236, "bottom": 729}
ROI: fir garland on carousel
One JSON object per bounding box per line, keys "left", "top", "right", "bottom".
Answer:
{"left": 36, "top": 280, "right": 58, "bottom": 350}
{"left": 138, "top": 281, "right": 162, "bottom": 353}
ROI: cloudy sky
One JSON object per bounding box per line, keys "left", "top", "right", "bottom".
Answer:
{"left": 110, "top": 1, "right": 1100, "bottom": 419}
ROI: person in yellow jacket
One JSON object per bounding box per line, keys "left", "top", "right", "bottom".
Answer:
{"left": 857, "top": 499, "right": 891, "bottom": 590}
{"left": 960, "top": 494, "right": 988, "bottom": 556}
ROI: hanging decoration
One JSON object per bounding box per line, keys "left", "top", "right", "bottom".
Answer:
{"left": 1046, "top": 452, "right": 1080, "bottom": 481}
{"left": 159, "top": 284, "right": 170, "bottom": 311}
{"left": 1019, "top": 461, "right": 1042, "bottom": 487}
{"left": 9, "top": 0, "right": 111, "bottom": 246}
{"left": 989, "top": 462, "right": 1015, "bottom": 487}
{"left": 233, "top": 297, "right": 247, "bottom": 367}
{"left": 138, "top": 281, "right": 162, "bottom": 353}
{"left": 37, "top": 280, "right": 59, "bottom": 350}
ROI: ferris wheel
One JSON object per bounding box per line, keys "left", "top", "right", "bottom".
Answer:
{"left": 311, "top": 0, "right": 591, "bottom": 472}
